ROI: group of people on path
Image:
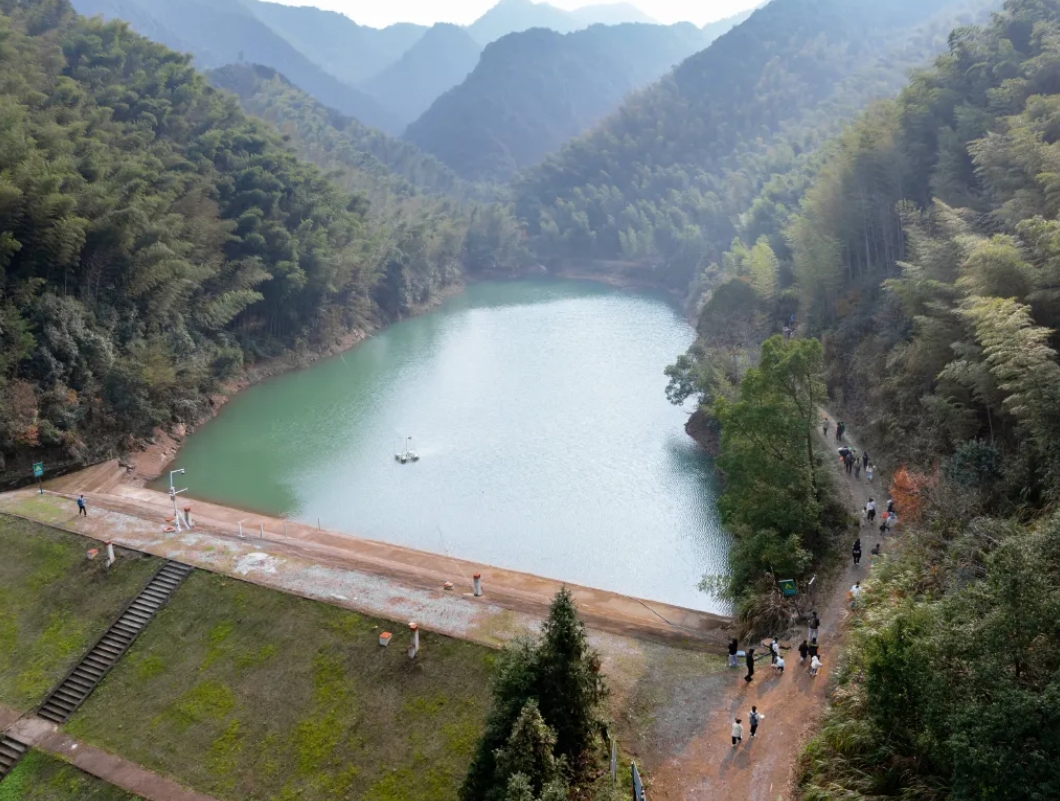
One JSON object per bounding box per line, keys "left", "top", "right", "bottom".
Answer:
{"left": 838, "top": 445, "right": 873, "bottom": 481}
{"left": 727, "top": 612, "right": 825, "bottom": 747}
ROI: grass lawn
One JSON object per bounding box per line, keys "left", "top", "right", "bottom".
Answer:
{"left": 0, "top": 515, "right": 160, "bottom": 710}
{"left": 0, "top": 750, "right": 140, "bottom": 801}
{"left": 66, "top": 570, "right": 495, "bottom": 801}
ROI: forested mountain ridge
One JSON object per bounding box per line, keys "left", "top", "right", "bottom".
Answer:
{"left": 359, "top": 23, "right": 482, "bottom": 130}
{"left": 0, "top": 0, "right": 519, "bottom": 483}
{"left": 404, "top": 22, "right": 714, "bottom": 183}
{"left": 209, "top": 63, "right": 503, "bottom": 205}
{"left": 69, "top": 0, "right": 404, "bottom": 132}
{"left": 514, "top": 0, "right": 997, "bottom": 289}
{"left": 466, "top": 0, "right": 581, "bottom": 44}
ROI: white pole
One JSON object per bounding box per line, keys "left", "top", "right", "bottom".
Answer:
{"left": 238, "top": 522, "right": 243, "bottom": 538}
{"left": 473, "top": 573, "right": 483, "bottom": 597}
{"left": 408, "top": 622, "right": 419, "bottom": 659}
{"left": 105, "top": 541, "right": 115, "bottom": 569}
{"left": 259, "top": 523, "right": 264, "bottom": 539}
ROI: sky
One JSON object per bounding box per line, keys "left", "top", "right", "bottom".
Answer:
{"left": 273, "top": 0, "right": 762, "bottom": 30}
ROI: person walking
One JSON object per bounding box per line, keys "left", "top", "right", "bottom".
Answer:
{"left": 731, "top": 718, "right": 744, "bottom": 747}
{"left": 822, "top": 418, "right": 831, "bottom": 437}
{"left": 836, "top": 421, "right": 846, "bottom": 441}
{"left": 852, "top": 538, "right": 862, "bottom": 567}
{"left": 844, "top": 451, "right": 854, "bottom": 474}
{"left": 854, "top": 460, "right": 861, "bottom": 479}
{"left": 866, "top": 463, "right": 874, "bottom": 482}
{"left": 745, "top": 648, "right": 756, "bottom": 683}
{"left": 77, "top": 495, "right": 87, "bottom": 517}
{"left": 749, "top": 706, "right": 763, "bottom": 738}
{"left": 850, "top": 581, "right": 863, "bottom": 609}
{"left": 774, "top": 654, "right": 785, "bottom": 674}
{"left": 808, "top": 612, "right": 820, "bottom": 642}
{"left": 808, "top": 639, "right": 819, "bottom": 661}
{"left": 871, "top": 542, "right": 881, "bottom": 557}
{"left": 810, "top": 654, "right": 822, "bottom": 677}
{"left": 798, "top": 639, "right": 809, "bottom": 664}
{"left": 728, "top": 638, "right": 739, "bottom": 668}
{"left": 769, "top": 637, "right": 780, "bottom": 666}
{"left": 862, "top": 451, "right": 870, "bottom": 470}
{"left": 865, "top": 498, "right": 876, "bottom": 523}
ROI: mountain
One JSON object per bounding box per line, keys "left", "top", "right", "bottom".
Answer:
{"left": 700, "top": 6, "right": 757, "bottom": 39}
{"left": 210, "top": 63, "right": 486, "bottom": 202}
{"left": 69, "top": 0, "right": 403, "bottom": 132}
{"left": 569, "top": 2, "right": 656, "bottom": 25}
{"left": 359, "top": 24, "right": 482, "bottom": 129}
{"left": 467, "top": 0, "right": 580, "bottom": 44}
{"left": 239, "top": 0, "right": 425, "bottom": 86}
{"left": 513, "top": 0, "right": 997, "bottom": 288}
{"left": 405, "top": 23, "right": 711, "bottom": 182}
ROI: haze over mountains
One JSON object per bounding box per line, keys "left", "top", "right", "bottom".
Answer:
{"left": 405, "top": 22, "right": 718, "bottom": 181}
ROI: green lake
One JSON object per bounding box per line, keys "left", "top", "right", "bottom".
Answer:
{"left": 156, "top": 279, "right": 729, "bottom": 611}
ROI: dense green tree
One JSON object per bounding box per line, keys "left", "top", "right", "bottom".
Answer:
{"left": 460, "top": 590, "right": 606, "bottom": 801}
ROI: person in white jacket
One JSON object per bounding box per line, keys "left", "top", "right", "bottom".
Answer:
{"left": 810, "top": 654, "right": 822, "bottom": 677}
{"left": 731, "top": 718, "right": 743, "bottom": 746}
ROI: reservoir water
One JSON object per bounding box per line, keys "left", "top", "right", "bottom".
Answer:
{"left": 156, "top": 280, "right": 729, "bottom": 611}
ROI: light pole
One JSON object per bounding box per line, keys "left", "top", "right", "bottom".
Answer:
{"left": 169, "top": 469, "right": 187, "bottom": 532}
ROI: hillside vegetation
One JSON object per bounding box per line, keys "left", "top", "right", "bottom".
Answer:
{"left": 405, "top": 22, "right": 712, "bottom": 183}
{"left": 0, "top": 0, "right": 519, "bottom": 482}
{"left": 69, "top": 0, "right": 403, "bottom": 132}
{"left": 514, "top": 0, "right": 995, "bottom": 288}
{"left": 671, "top": 0, "right": 1060, "bottom": 794}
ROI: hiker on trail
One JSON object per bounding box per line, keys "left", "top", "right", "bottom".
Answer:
{"left": 887, "top": 498, "right": 896, "bottom": 514}
{"left": 854, "top": 460, "right": 861, "bottom": 479}
{"left": 866, "top": 463, "right": 874, "bottom": 482}
{"left": 865, "top": 498, "right": 877, "bottom": 522}
{"left": 844, "top": 451, "right": 855, "bottom": 474}
{"left": 728, "top": 638, "right": 739, "bottom": 668}
{"left": 770, "top": 637, "right": 780, "bottom": 665}
{"left": 745, "top": 648, "right": 756, "bottom": 683}
{"left": 77, "top": 495, "right": 87, "bottom": 516}
{"left": 836, "top": 421, "right": 846, "bottom": 441}
{"left": 798, "top": 639, "right": 809, "bottom": 664}
{"left": 774, "top": 654, "right": 785, "bottom": 674}
{"left": 732, "top": 718, "right": 744, "bottom": 746}
{"left": 871, "top": 542, "right": 881, "bottom": 557}
{"left": 862, "top": 451, "right": 870, "bottom": 470}
{"left": 749, "top": 706, "right": 763, "bottom": 738}
{"left": 823, "top": 417, "right": 831, "bottom": 436}
{"left": 810, "top": 654, "right": 822, "bottom": 677}
{"left": 808, "top": 639, "right": 819, "bottom": 660}
{"left": 850, "top": 581, "right": 862, "bottom": 609}
{"left": 808, "top": 613, "right": 820, "bottom": 642}
{"left": 852, "top": 538, "right": 862, "bottom": 566}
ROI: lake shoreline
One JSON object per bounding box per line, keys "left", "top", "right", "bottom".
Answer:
{"left": 126, "top": 271, "right": 683, "bottom": 485}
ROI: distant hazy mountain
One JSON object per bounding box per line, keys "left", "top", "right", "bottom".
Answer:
{"left": 700, "top": 5, "right": 759, "bottom": 39}
{"left": 467, "top": 0, "right": 580, "bottom": 43}
{"left": 570, "top": 2, "right": 656, "bottom": 25}
{"left": 240, "top": 0, "right": 426, "bottom": 85}
{"left": 71, "top": 0, "right": 404, "bottom": 132}
{"left": 405, "top": 23, "right": 711, "bottom": 181}
{"left": 360, "top": 24, "right": 482, "bottom": 128}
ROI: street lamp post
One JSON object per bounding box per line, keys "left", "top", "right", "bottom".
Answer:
{"left": 169, "top": 469, "right": 187, "bottom": 533}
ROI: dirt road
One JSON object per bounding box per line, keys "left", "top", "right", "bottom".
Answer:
{"left": 645, "top": 415, "right": 885, "bottom": 800}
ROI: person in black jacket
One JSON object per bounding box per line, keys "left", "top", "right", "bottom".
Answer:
{"left": 852, "top": 538, "right": 862, "bottom": 566}
{"left": 745, "top": 648, "right": 756, "bottom": 683}
{"left": 798, "top": 639, "right": 809, "bottom": 664}
{"left": 728, "top": 638, "right": 739, "bottom": 668}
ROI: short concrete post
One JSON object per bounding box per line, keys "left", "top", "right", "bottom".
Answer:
{"left": 105, "top": 541, "right": 115, "bottom": 569}
{"left": 473, "top": 573, "right": 483, "bottom": 597}
{"left": 238, "top": 522, "right": 244, "bottom": 538}
{"left": 407, "top": 622, "right": 419, "bottom": 659}
{"left": 283, "top": 522, "right": 288, "bottom": 539}
{"left": 259, "top": 523, "right": 264, "bottom": 539}
{"left": 183, "top": 506, "right": 193, "bottom": 528}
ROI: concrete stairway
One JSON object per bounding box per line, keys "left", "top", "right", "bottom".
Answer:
{"left": 37, "top": 561, "right": 193, "bottom": 724}
{"left": 0, "top": 735, "right": 28, "bottom": 780}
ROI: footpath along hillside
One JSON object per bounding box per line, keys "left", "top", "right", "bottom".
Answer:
{"left": 647, "top": 416, "right": 890, "bottom": 800}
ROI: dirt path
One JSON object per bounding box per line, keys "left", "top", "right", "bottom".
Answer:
{"left": 645, "top": 415, "right": 885, "bottom": 800}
